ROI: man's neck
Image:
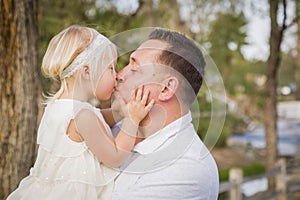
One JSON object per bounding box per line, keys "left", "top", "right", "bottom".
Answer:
{"left": 134, "top": 108, "right": 189, "bottom": 145}
{"left": 134, "top": 137, "right": 144, "bottom": 145}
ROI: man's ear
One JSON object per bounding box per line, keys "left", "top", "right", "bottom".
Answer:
{"left": 158, "top": 77, "right": 179, "bottom": 101}
{"left": 82, "top": 65, "right": 90, "bottom": 80}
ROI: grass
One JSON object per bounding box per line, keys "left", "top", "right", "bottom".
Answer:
{"left": 219, "top": 162, "right": 265, "bottom": 182}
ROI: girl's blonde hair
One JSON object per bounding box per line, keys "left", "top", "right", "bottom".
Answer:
{"left": 42, "top": 25, "right": 116, "bottom": 102}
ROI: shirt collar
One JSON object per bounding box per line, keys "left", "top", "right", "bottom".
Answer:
{"left": 133, "top": 111, "right": 192, "bottom": 155}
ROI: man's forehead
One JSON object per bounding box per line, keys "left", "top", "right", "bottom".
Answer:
{"left": 130, "top": 39, "right": 169, "bottom": 63}
{"left": 137, "top": 39, "right": 169, "bottom": 51}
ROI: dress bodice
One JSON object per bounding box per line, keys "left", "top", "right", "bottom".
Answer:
{"left": 7, "top": 99, "right": 118, "bottom": 200}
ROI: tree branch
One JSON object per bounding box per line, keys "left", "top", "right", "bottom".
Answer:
{"left": 281, "top": 0, "right": 287, "bottom": 31}
{"left": 285, "top": 17, "right": 297, "bottom": 29}
{"left": 129, "top": 0, "right": 145, "bottom": 17}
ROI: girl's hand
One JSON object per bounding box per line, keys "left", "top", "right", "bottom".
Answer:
{"left": 127, "top": 86, "right": 154, "bottom": 125}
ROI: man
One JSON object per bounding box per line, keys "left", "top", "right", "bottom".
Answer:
{"left": 111, "top": 28, "right": 219, "bottom": 200}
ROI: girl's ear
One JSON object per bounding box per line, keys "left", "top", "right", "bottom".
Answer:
{"left": 158, "top": 76, "right": 179, "bottom": 101}
{"left": 82, "top": 65, "right": 90, "bottom": 80}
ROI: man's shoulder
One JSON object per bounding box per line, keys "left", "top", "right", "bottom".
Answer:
{"left": 174, "top": 133, "right": 219, "bottom": 175}
{"left": 181, "top": 132, "right": 214, "bottom": 159}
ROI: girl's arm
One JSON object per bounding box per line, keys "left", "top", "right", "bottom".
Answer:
{"left": 75, "top": 87, "right": 154, "bottom": 168}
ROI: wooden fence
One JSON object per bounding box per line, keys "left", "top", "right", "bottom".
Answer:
{"left": 219, "top": 158, "right": 300, "bottom": 200}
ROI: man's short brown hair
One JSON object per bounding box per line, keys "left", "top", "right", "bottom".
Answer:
{"left": 148, "top": 29, "right": 205, "bottom": 105}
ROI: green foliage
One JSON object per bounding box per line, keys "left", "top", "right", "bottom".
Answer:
{"left": 193, "top": 114, "right": 245, "bottom": 148}
{"left": 242, "top": 162, "right": 265, "bottom": 177}
{"left": 219, "top": 168, "right": 231, "bottom": 182}
{"left": 278, "top": 53, "right": 297, "bottom": 86}
{"left": 215, "top": 123, "right": 232, "bottom": 148}
{"left": 39, "top": 0, "right": 96, "bottom": 52}
{"left": 219, "top": 162, "right": 265, "bottom": 182}
{"left": 39, "top": 0, "right": 97, "bottom": 93}
{"left": 206, "top": 11, "right": 267, "bottom": 112}
{"left": 38, "top": 0, "right": 298, "bottom": 141}
{"left": 191, "top": 93, "right": 247, "bottom": 148}
{"left": 208, "top": 12, "right": 248, "bottom": 71}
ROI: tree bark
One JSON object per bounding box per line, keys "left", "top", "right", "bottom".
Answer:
{"left": 265, "top": 0, "right": 286, "bottom": 193}
{"left": 0, "top": 0, "right": 40, "bottom": 199}
{"left": 137, "top": 0, "right": 154, "bottom": 26}
{"left": 296, "top": 1, "right": 300, "bottom": 100}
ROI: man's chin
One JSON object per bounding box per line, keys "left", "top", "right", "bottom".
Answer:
{"left": 113, "top": 91, "right": 129, "bottom": 103}
{"left": 111, "top": 96, "right": 123, "bottom": 117}
{"left": 111, "top": 91, "right": 118, "bottom": 103}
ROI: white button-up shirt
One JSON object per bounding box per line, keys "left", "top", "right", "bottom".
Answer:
{"left": 112, "top": 112, "right": 219, "bottom": 200}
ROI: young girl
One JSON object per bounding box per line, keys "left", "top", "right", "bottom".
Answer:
{"left": 7, "top": 25, "right": 154, "bottom": 200}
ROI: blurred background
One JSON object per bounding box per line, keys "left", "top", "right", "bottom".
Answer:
{"left": 1, "top": 0, "right": 300, "bottom": 199}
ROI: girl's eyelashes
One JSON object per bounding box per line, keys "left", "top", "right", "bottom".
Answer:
{"left": 109, "top": 64, "right": 114, "bottom": 70}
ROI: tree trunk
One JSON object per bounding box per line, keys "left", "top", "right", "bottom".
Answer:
{"left": 0, "top": 0, "right": 40, "bottom": 199}
{"left": 265, "top": 0, "right": 285, "bottom": 193}
{"left": 296, "top": 1, "right": 300, "bottom": 100}
{"left": 138, "top": 0, "right": 154, "bottom": 26}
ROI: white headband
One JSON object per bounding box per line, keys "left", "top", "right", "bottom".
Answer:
{"left": 60, "top": 34, "right": 110, "bottom": 79}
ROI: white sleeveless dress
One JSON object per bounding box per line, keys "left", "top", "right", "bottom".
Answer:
{"left": 7, "top": 99, "right": 119, "bottom": 200}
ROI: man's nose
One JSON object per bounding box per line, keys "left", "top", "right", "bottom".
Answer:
{"left": 116, "top": 71, "right": 123, "bottom": 82}
{"left": 116, "top": 67, "right": 127, "bottom": 82}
